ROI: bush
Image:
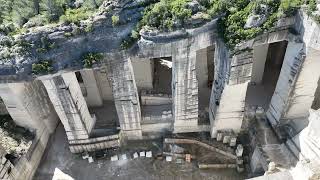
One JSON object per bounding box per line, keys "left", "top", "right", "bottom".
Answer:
{"left": 32, "top": 60, "right": 53, "bottom": 75}
{"left": 278, "top": 0, "right": 303, "bottom": 17}
{"left": 60, "top": 8, "right": 94, "bottom": 25}
{"left": 141, "top": 0, "right": 192, "bottom": 31}
{"left": 82, "top": 53, "right": 103, "bottom": 68}
{"left": 112, "top": 15, "right": 120, "bottom": 26}
{"left": 307, "top": 0, "right": 317, "bottom": 15}
{"left": 36, "top": 36, "right": 56, "bottom": 53}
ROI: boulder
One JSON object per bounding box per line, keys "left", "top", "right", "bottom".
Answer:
{"left": 244, "top": 14, "right": 267, "bottom": 29}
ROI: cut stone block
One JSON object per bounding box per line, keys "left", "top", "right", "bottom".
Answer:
{"left": 133, "top": 152, "right": 138, "bottom": 159}
{"left": 111, "top": 155, "right": 118, "bottom": 161}
{"left": 140, "top": 151, "right": 145, "bottom": 157}
{"left": 223, "top": 135, "right": 231, "bottom": 144}
{"left": 166, "top": 156, "right": 172, "bottom": 162}
{"left": 216, "top": 132, "right": 223, "bottom": 141}
{"left": 229, "top": 137, "right": 237, "bottom": 147}
{"left": 121, "top": 154, "right": 127, "bottom": 160}
{"left": 146, "top": 151, "right": 152, "bottom": 158}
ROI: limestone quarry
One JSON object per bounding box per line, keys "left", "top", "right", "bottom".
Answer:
{"left": 0, "top": 0, "right": 320, "bottom": 179}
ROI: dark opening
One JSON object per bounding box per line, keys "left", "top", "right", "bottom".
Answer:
{"left": 75, "top": 71, "right": 84, "bottom": 83}
{"left": 196, "top": 46, "right": 215, "bottom": 125}
{"left": 246, "top": 41, "right": 288, "bottom": 109}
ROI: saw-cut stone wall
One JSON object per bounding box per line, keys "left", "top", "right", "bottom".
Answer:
{"left": 42, "top": 73, "right": 94, "bottom": 141}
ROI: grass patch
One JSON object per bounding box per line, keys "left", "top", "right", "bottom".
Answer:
{"left": 60, "top": 8, "right": 94, "bottom": 25}
{"left": 32, "top": 60, "right": 53, "bottom": 75}
{"left": 82, "top": 53, "right": 103, "bottom": 68}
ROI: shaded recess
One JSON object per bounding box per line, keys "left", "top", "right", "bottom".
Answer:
{"left": 75, "top": 70, "right": 120, "bottom": 137}
{"left": 196, "top": 46, "right": 215, "bottom": 125}
{"left": 246, "top": 41, "right": 288, "bottom": 109}
{"left": 132, "top": 57, "right": 173, "bottom": 134}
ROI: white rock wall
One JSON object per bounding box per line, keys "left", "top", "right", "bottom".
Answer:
{"left": 131, "top": 57, "right": 154, "bottom": 90}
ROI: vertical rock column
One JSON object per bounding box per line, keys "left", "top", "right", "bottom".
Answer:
{"left": 42, "top": 72, "right": 95, "bottom": 141}
{"left": 107, "top": 55, "right": 142, "bottom": 139}
{"left": 172, "top": 38, "right": 199, "bottom": 133}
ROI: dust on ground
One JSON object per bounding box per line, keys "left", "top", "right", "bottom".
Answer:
{"left": 34, "top": 125, "right": 245, "bottom": 180}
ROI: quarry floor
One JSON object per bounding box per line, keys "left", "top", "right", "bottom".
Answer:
{"left": 34, "top": 124, "right": 244, "bottom": 180}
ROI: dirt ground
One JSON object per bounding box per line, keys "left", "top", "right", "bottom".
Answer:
{"left": 34, "top": 125, "right": 245, "bottom": 180}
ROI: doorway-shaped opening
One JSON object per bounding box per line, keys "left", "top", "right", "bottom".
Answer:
{"left": 196, "top": 46, "right": 215, "bottom": 125}
{"left": 75, "top": 69, "right": 120, "bottom": 137}
{"left": 132, "top": 57, "right": 173, "bottom": 133}
{"left": 246, "top": 41, "right": 288, "bottom": 109}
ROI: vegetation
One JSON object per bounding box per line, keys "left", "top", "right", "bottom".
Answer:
{"left": 36, "top": 36, "right": 56, "bottom": 53}
{"left": 217, "top": 0, "right": 304, "bottom": 49}
{"left": 32, "top": 60, "right": 54, "bottom": 75}
{"left": 82, "top": 52, "right": 103, "bottom": 68}
{"left": 60, "top": 7, "right": 94, "bottom": 25}
{"left": 0, "top": 0, "right": 104, "bottom": 35}
{"left": 111, "top": 15, "right": 120, "bottom": 26}
{"left": 140, "top": 0, "right": 193, "bottom": 31}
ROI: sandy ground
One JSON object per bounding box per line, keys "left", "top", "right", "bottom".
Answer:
{"left": 34, "top": 125, "right": 245, "bottom": 180}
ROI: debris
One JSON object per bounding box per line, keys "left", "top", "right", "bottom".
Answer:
{"left": 216, "top": 132, "right": 223, "bottom": 141}
{"left": 185, "top": 154, "right": 191, "bottom": 163}
{"left": 82, "top": 152, "right": 89, "bottom": 159}
{"left": 146, "top": 151, "right": 152, "bottom": 158}
{"left": 166, "top": 156, "right": 172, "bottom": 162}
{"left": 170, "top": 144, "right": 185, "bottom": 153}
{"left": 223, "top": 135, "right": 231, "bottom": 144}
{"left": 176, "top": 159, "right": 183, "bottom": 164}
{"left": 111, "top": 155, "right": 118, "bottom": 161}
{"left": 236, "top": 144, "right": 243, "bottom": 157}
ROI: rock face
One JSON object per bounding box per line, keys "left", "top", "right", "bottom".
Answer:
{"left": 244, "top": 14, "right": 267, "bottom": 29}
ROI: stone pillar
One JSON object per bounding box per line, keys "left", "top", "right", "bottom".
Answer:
{"left": 42, "top": 72, "right": 95, "bottom": 140}
{"left": 107, "top": 54, "right": 142, "bottom": 139}
{"left": 79, "top": 69, "right": 103, "bottom": 107}
{"left": 172, "top": 38, "right": 198, "bottom": 133}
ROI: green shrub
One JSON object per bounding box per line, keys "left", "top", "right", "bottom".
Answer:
{"left": 36, "top": 36, "right": 56, "bottom": 53}
{"left": 60, "top": 8, "right": 94, "bottom": 25}
{"left": 82, "top": 53, "right": 103, "bottom": 68}
{"left": 307, "top": 0, "right": 317, "bottom": 15}
{"left": 141, "top": 0, "right": 192, "bottom": 30}
{"left": 32, "top": 60, "right": 53, "bottom": 75}
{"left": 278, "top": 0, "right": 303, "bottom": 17}
{"left": 64, "top": 32, "right": 73, "bottom": 37}
{"left": 112, "top": 15, "right": 120, "bottom": 26}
